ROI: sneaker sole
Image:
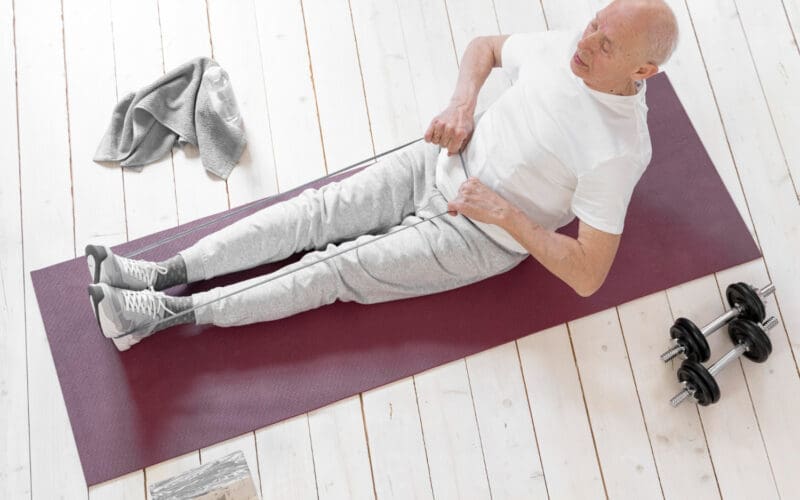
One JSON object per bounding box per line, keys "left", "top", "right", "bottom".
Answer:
{"left": 85, "top": 244, "right": 108, "bottom": 285}
{"left": 87, "top": 284, "right": 136, "bottom": 352}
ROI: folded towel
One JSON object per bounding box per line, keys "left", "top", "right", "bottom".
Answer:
{"left": 94, "top": 57, "right": 246, "bottom": 180}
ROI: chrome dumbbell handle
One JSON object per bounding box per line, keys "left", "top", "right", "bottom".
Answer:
{"left": 660, "top": 284, "right": 775, "bottom": 362}
{"left": 670, "top": 316, "right": 778, "bottom": 407}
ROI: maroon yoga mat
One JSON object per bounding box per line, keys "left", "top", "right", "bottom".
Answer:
{"left": 31, "top": 73, "right": 760, "bottom": 486}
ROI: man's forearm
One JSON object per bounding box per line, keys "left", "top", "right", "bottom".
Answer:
{"left": 449, "top": 37, "right": 497, "bottom": 111}
{"left": 501, "top": 208, "right": 599, "bottom": 297}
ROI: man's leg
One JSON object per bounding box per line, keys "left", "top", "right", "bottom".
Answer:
{"left": 190, "top": 194, "right": 529, "bottom": 327}
{"left": 178, "top": 141, "right": 436, "bottom": 283}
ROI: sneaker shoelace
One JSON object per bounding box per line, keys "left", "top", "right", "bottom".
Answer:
{"left": 121, "top": 289, "right": 177, "bottom": 321}
{"left": 118, "top": 256, "right": 168, "bottom": 286}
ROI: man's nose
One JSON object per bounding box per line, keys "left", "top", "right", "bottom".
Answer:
{"left": 578, "top": 32, "right": 599, "bottom": 52}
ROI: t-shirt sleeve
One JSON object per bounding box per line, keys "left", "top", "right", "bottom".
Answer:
{"left": 570, "top": 156, "right": 648, "bottom": 235}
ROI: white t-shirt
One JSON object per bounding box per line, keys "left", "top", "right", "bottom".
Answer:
{"left": 435, "top": 30, "right": 653, "bottom": 254}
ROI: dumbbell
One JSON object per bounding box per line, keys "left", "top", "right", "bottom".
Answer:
{"left": 670, "top": 316, "right": 778, "bottom": 407}
{"left": 660, "top": 282, "right": 775, "bottom": 363}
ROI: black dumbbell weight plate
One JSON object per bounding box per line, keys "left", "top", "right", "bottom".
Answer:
{"left": 677, "top": 359, "right": 721, "bottom": 406}
{"left": 728, "top": 318, "right": 772, "bottom": 363}
{"left": 726, "top": 283, "right": 766, "bottom": 323}
{"left": 670, "top": 318, "right": 711, "bottom": 362}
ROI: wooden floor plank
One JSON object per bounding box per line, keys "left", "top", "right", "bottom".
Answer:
{"left": 308, "top": 396, "right": 376, "bottom": 500}
{"left": 16, "top": 0, "right": 87, "bottom": 496}
{"left": 255, "top": 415, "right": 318, "bottom": 500}
{"left": 206, "top": 0, "right": 278, "bottom": 206}
{"left": 0, "top": 0, "right": 30, "bottom": 496}
{"left": 617, "top": 291, "right": 720, "bottom": 499}
{"left": 361, "top": 380, "right": 434, "bottom": 500}
{"left": 63, "top": 0, "right": 126, "bottom": 251}
{"left": 735, "top": 0, "right": 800, "bottom": 202}
{"left": 301, "top": 0, "right": 373, "bottom": 171}
{"left": 518, "top": 325, "right": 606, "bottom": 499}
{"left": 157, "top": 0, "right": 229, "bottom": 223}
{"left": 253, "top": 0, "right": 326, "bottom": 191}
{"left": 90, "top": 471, "right": 145, "bottom": 500}
{"left": 465, "top": 343, "right": 548, "bottom": 499}
{"left": 568, "top": 309, "right": 663, "bottom": 499}
{"left": 414, "top": 361, "right": 492, "bottom": 500}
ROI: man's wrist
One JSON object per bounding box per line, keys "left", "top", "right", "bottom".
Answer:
{"left": 502, "top": 204, "right": 537, "bottom": 238}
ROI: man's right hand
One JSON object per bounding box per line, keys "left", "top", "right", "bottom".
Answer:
{"left": 424, "top": 102, "right": 475, "bottom": 156}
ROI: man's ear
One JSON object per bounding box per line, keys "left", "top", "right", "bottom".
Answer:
{"left": 633, "top": 63, "right": 659, "bottom": 81}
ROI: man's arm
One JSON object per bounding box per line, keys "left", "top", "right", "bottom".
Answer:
{"left": 448, "top": 177, "right": 620, "bottom": 297}
{"left": 504, "top": 209, "right": 620, "bottom": 297}
{"left": 425, "top": 35, "right": 510, "bottom": 154}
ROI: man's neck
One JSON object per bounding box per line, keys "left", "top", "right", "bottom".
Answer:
{"left": 584, "top": 78, "right": 638, "bottom": 96}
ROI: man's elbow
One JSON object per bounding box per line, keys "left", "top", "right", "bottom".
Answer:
{"left": 573, "top": 275, "right": 605, "bottom": 298}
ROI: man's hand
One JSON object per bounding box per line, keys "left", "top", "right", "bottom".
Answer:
{"left": 447, "top": 177, "right": 515, "bottom": 226}
{"left": 424, "top": 102, "right": 475, "bottom": 156}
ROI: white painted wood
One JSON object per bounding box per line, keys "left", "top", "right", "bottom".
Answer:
{"left": 144, "top": 451, "right": 201, "bottom": 500}
{"left": 517, "top": 325, "right": 606, "bottom": 499}
{"left": 349, "top": 0, "right": 421, "bottom": 150}
{"left": 666, "top": 275, "right": 778, "bottom": 499}
{"left": 200, "top": 433, "right": 262, "bottom": 496}
{"left": 15, "top": 0, "right": 87, "bottom": 496}
{"left": 255, "top": 415, "right": 318, "bottom": 500}
{"left": 90, "top": 471, "right": 146, "bottom": 500}
{"left": 206, "top": 0, "right": 278, "bottom": 206}
{"left": 361, "top": 379, "right": 433, "bottom": 500}
{"left": 157, "top": 0, "right": 229, "bottom": 223}
{"left": 307, "top": 396, "right": 376, "bottom": 500}
{"left": 734, "top": 0, "right": 800, "bottom": 201}
{"left": 617, "top": 291, "right": 720, "bottom": 499}
{"left": 0, "top": 0, "right": 29, "bottom": 497}
{"left": 715, "top": 260, "right": 800, "bottom": 498}
{"left": 110, "top": 0, "right": 178, "bottom": 239}
{"left": 784, "top": 0, "right": 800, "bottom": 47}
{"left": 301, "top": 0, "right": 372, "bottom": 172}
{"left": 414, "top": 361, "right": 491, "bottom": 500}
{"left": 493, "top": 0, "right": 548, "bottom": 33}
{"left": 253, "top": 0, "right": 325, "bottom": 191}
{"left": 539, "top": 0, "right": 596, "bottom": 30}
{"left": 465, "top": 342, "right": 547, "bottom": 499}
{"left": 63, "top": 0, "right": 126, "bottom": 251}
{"left": 685, "top": 0, "right": 800, "bottom": 396}
{"left": 568, "top": 309, "right": 662, "bottom": 499}
{"left": 443, "top": 0, "right": 511, "bottom": 112}
{"left": 394, "top": 0, "right": 458, "bottom": 125}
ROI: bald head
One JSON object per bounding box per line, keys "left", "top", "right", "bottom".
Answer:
{"left": 615, "top": 0, "right": 679, "bottom": 65}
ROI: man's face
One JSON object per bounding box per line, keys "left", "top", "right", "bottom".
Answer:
{"left": 570, "top": 1, "right": 652, "bottom": 90}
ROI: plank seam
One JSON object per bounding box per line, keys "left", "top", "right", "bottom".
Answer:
{"left": 304, "top": 413, "right": 322, "bottom": 500}
{"left": 513, "top": 339, "right": 551, "bottom": 497}
{"left": 779, "top": 0, "right": 800, "bottom": 57}
{"left": 248, "top": 0, "right": 281, "bottom": 195}
{"left": 411, "top": 375, "right": 437, "bottom": 499}
{"left": 59, "top": 0, "right": 78, "bottom": 258}
{"left": 346, "top": 0, "right": 378, "bottom": 158}
{"left": 10, "top": 0, "right": 32, "bottom": 496}
{"left": 614, "top": 307, "right": 666, "bottom": 499}
{"left": 462, "top": 359, "right": 495, "bottom": 499}
{"left": 250, "top": 431, "right": 263, "bottom": 499}
{"left": 565, "top": 322, "right": 610, "bottom": 498}
{"left": 298, "top": 0, "right": 330, "bottom": 177}
{"left": 357, "top": 394, "right": 379, "bottom": 500}
{"left": 392, "top": 0, "right": 423, "bottom": 131}
{"left": 107, "top": 0, "right": 130, "bottom": 242}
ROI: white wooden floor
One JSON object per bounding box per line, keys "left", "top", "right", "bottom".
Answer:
{"left": 2, "top": 0, "right": 800, "bottom": 498}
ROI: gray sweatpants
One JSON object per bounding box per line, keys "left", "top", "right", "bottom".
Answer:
{"left": 179, "top": 140, "right": 529, "bottom": 327}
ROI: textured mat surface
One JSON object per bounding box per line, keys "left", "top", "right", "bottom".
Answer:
{"left": 31, "top": 73, "right": 760, "bottom": 485}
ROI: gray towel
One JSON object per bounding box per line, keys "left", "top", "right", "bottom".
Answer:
{"left": 94, "top": 57, "right": 246, "bottom": 180}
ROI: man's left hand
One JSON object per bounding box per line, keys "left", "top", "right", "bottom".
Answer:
{"left": 447, "top": 177, "right": 516, "bottom": 227}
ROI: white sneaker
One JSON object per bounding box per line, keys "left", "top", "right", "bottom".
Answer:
{"left": 88, "top": 283, "right": 175, "bottom": 351}
{"left": 86, "top": 244, "right": 168, "bottom": 291}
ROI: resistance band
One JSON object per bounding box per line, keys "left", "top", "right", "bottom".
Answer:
{"left": 115, "top": 142, "right": 472, "bottom": 339}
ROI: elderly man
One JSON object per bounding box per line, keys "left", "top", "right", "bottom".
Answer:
{"left": 87, "top": 0, "right": 679, "bottom": 350}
